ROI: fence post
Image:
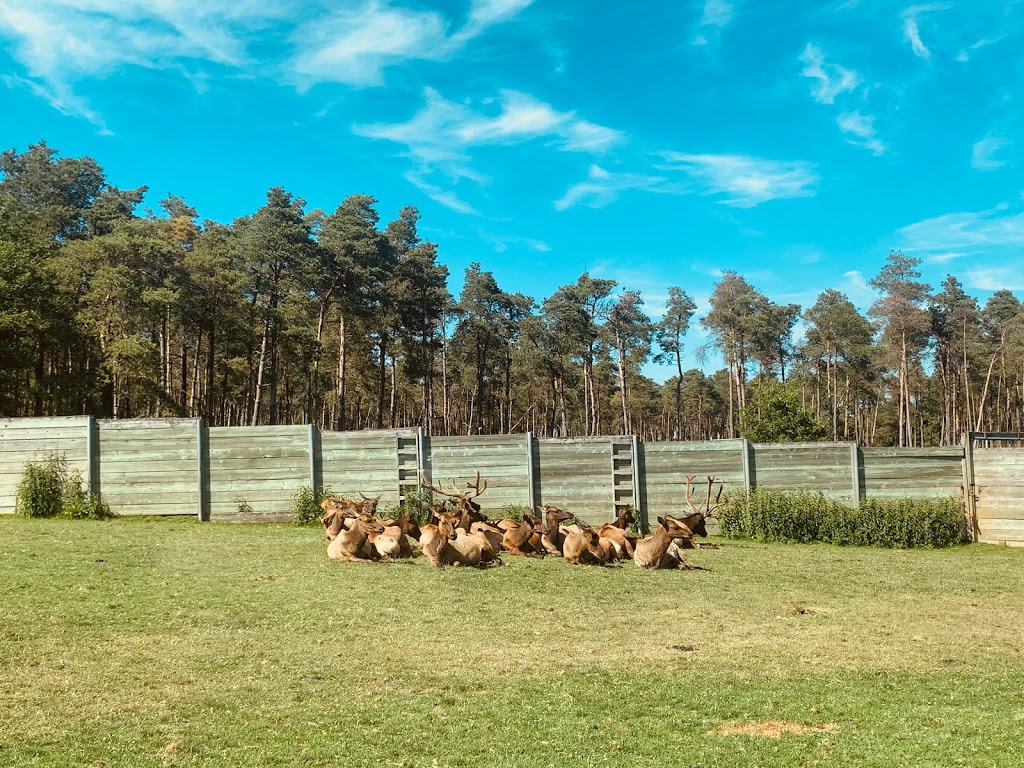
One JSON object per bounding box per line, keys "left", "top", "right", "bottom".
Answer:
{"left": 850, "top": 442, "right": 861, "bottom": 503}
{"left": 631, "top": 434, "right": 646, "bottom": 533}
{"left": 526, "top": 431, "right": 537, "bottom": 509}
{"left": 416, "top": 426, "right": 427, "bottom": 487}
{"left": 308, "top": 424, "right": 322, "bottom": 491}
{"left": 196, "top": 418, "right": 210, "bottom": 521}
{"left": 741, "top": 438, "right": 752, "bottom": 493}
{"left": 962, "top": 432, "right": 977, "bottom": 542}
{"left": 86, "top": 416, "right": 98, "bottom": 499}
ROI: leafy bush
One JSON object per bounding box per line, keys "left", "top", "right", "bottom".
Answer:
{"left": 499, "top": 504, "right": 534, "bottom": 523}
{"left": 16, "top": 452, "right": 115, "bottom": 519}
{"left": 718, "top": 490, "right": 965, "bottom": 548}
{"left": 62, "top": 469, "right": 115, "bottom": 519}
{"left": 291, "top": 486, "right": 333, "bottom": 525}
{"left": 16, "top": 453, "right": 66, "bottom": 518}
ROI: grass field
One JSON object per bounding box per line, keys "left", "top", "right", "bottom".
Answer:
{"left": 2, "top": 516, "right": 1023, "bottom": 767}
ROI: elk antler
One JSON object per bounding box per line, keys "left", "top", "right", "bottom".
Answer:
{"left": 704, "top": 476, "right": 725, "bottom": 518}
{"left": 463, "top": 471, "right": 488, "bottom": 499}
{"left": 683, "top": 475, "right": 700, "bottom": 513}
{"left": 421, "top": 470, "right": 465, "bottom": 499}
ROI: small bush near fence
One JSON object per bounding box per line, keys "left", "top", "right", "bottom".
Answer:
{"left": 718, "top": 490, "right": 965, "bottom": 548}
{"left": 16, "top": 452, "right": 114, "bottom": 520}
{"left": 291, "top": 486, "right": 335, "bottom": 525}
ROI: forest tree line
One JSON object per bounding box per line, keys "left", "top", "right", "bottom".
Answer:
{"left": 2, "top": 142, "right": 1023, "bottom": 446}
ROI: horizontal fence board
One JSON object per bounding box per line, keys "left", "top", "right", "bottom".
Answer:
{"left": 0, "top": 417, "right": 93, "bottom": 515}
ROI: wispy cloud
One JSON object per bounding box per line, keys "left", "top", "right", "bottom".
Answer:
{"left": 899, "top": 204, "right": 1024, "bottom": 250}
{"left": 403, "top": 172, "right": 480, "bottom": 216}
{"left": 966, "top": 267, "right": 1024, "bottom": 291}
{"left": 837, "top": 111, "right": 886, "bottom": 155}
{"left": 0, "top": 0, "right": 255, "bottom": 126}
{"left": 798, "top": 43, "right": 859, "bottom": 104}
{"left": 0, "top": 0, "right": 537, "bottom": 122}
{"left": 555, "top": 165, "right": 676, "bottom": 211}
{"left": 895, "top": 202, "right": 1024, "bottom": 256}
{"left": 356, "top": 88, "right": 623, "bottom": 213}
{"left": 840, "top": 270, "right": 878, "bottom": 309}
{"left": 693, "top": 0, "right": 734, "bottom": 46}
{"left": 902, "top": 3, "right": 950, "bottom": 60}
{"left": 660, "top": 153, "right": 818, "bottom": 207}
{"left": 971, "top": 135, "right": 1011, "bottom": 170}
{"left": 289, "top": 0, "right": 535, "bottom": 87}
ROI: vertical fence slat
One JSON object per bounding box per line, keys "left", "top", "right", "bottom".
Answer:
{"left": 526, "top": 431, "right": 536, "bottom": 510}
{"left": 850, "top": 442, "right": 861, "bottom": 503}
{"left": 741, "top": 438, "right": 752, "bottom": 493}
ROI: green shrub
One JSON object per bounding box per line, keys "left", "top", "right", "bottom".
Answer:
{"left": 718, "top": 490, "right": 965, "bottom": 548}
{"left": 16, "top": 452, "right": 115, "bottom": 519}
{"left": 291, "top": 486, "right": 333, "bottom": 525}
{"left": 62, "top": 469, "right": 115, "bottom": 519}
{"left": 499, "top": 504, "right": 533, "bottom": 523}
{"left": 16, "top": 453, "right": 66, "bottom": 518}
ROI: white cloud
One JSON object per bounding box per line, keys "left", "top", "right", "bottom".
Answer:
{"left": 290, "top": 4, "right": 449, "bottom": 87}
{"left": 356, "top": 87, "right": 622, "bottom": 184}
{"left": 894, "top": 202, "right": 1024, "bottom": 290}
{"left": 693, "top": 0, "right": 733, "bottom": 46}
{"left": 971, "top": 135, "right": 1010, "bottom": 170}
{"left": 0, "top": 1, "right": 537, "bottom": 121}
{"left": 0, "top": 0, "right": 256, "bottom": 124}
{"left": 555, "top": 165, "right": 675, "bottom": 211}
{"left": 660, "top": 152, "right": 818, "bottom": 207}
{"left": 836, "top": 111, "right": 886, "bottom": 155}
{"left": 403, "top": 172, "right": 480, "bottom": 216}
{"left": 966, "top": 268, "right": 1024, "bottom": 291}
{"left": 798, "top": 43, "right": 859, "bottom": 104}
{"left": 896, "top": 203, "right": 1024, "bottom": 253}
{"left": 840, "top": 270, "right": 878, "bottom": 308}
{"left": 902, "top": 4, "right": 950, "bottom": 60}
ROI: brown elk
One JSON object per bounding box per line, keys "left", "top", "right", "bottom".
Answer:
{"left": 420, "top": 509, "right": 500, "bottom": 568}
{"left": 497, "top": 511, "right": 547, "bottom": 557}
{"left": 326, "top": 513, "right": 386, "bottom": 563}
{"left": 562, "top": 519, "right": 611, "bottom": 565}
{"left": 633, "top": 514, "right": 704, "bottom": 570}
{"left": 598, "top": 504, "right": 637, "bottom": 560}
{"left": 536, "top": 504, "right": 575, "bottom": 555}
{"left": 673, "top": 476, "right": 725, "bottom": 550}
{"left": 421, "top": 471, "right": 490, "bottom": 531}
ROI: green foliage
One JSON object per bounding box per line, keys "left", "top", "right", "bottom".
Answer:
{"left": 15, "top": 453, "right": 66, "bottom": 518}
{"left": 739, "top": 379, "right": 828, "bottom": 442}
{"left": 291, "top": 485, "right": 333, "bottom": 525}
{"left": 499, "top": 504, "right": 534, "bottom": 523}
{"left": 718, "top": 490, "right": 965, "bottom": 548}
{"left": 16, "top": 452, "right": 114, "bottom": 519}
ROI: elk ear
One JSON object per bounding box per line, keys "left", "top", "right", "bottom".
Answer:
{"left": 657, "top": 516, "right": 666, "bottom": 526}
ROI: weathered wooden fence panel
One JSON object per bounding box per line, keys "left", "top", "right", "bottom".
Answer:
{"left": 973, "top": 447, "right": 1024, "bottom": 547}
{"left": 96, "top": 419, "right": 200, "bottom": 516}
{"left": 319, "top": 428, "right": 417, "bottom": 507}
{"left": 426, "top": 434, "right": 532, "bottom": 512}
{"left": 536, "top": 438, "right": 618, "bottom": 524}
{"left": 641, "top": 439, "right": 745, "bottom": 530}
{"left": 861, "top": 447, "right": 965, "bottom": 499}
{"left": 0, "top": 417, "right": 92, "bottom": 514}
{"left": 208, "top": 426, "right": 311, "bottom": 521}
{"left": 751, "top": 442, "right": 856, "bottom": 500}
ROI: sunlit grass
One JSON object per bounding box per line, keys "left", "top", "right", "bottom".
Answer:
{"left": 2, "top": 516, "right": 1023, "bottom": 767}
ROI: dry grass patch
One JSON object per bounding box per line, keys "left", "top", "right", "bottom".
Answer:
{"left": 712, "top": 721, "right": 840, "bottom": 738}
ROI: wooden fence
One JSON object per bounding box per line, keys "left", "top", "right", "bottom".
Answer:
{"left": 0, "top": 417, "right": 1015, "bottom": 542}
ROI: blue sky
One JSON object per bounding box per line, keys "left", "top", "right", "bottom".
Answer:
{"left": 2, "top": 0, "right": 1023, "bottom": 380}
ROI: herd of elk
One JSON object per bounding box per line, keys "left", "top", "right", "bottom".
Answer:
{"left": 317, "top": 473, "right": 724, "bottom": 571}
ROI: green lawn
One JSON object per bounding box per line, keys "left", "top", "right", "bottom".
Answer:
{"left": 2, "top": 516, "right": 1023, "bottom": 767}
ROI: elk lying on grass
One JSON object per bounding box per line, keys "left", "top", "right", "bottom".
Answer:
{"left": 537, "top": 504, "right": 575, "bottom": 555}
{"left": 497, "top": 511, "right": 547, "bottom": 557}
{"left": 597, "top": 504, "right": 637, "bottom": 560}
{"left": 674, "top": 475, "right": 725, "bottom": 550}
{"left": 420, "top": 510, "right": 501, "bottom": 568}
{"left": 562, "top": 519, "right": 610, "bottom": 565}
{"left": 327, "top": 513, "right": 386, "bottom": 563}
{"left": 633, "top": 514, "right": 704, "bottom": 570}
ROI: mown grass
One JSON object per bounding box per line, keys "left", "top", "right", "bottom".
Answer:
{"left": 2, "top": 516, "right": 1023, "bottom": 767}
